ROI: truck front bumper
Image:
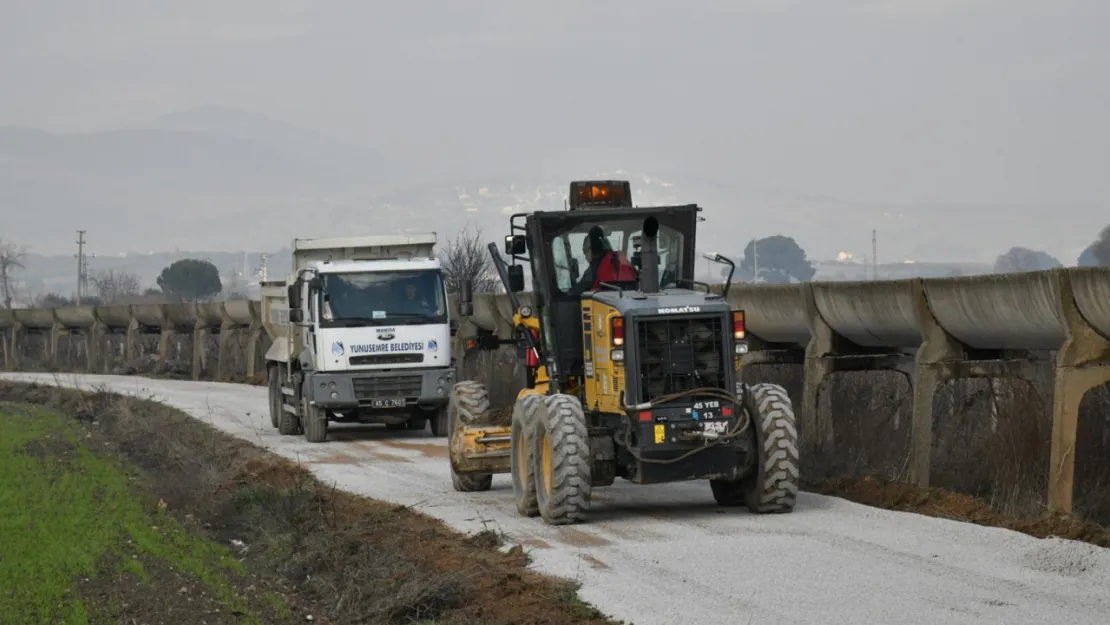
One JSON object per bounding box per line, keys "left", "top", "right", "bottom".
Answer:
{"left": 306, "top": 367, "right": 454, "bottom": 411}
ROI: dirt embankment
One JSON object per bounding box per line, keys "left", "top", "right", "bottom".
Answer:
{"left": 0, "top": 381, "right": 624, "bottom": 625}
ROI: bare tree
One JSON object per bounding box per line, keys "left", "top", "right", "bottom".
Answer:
{"left": 438, "top": 225, "right": 502, "bottom": 294}
{"left": 0, "top": 239, "right": 28, "bottom": 309}
{"left": 90, "top": 268, "right": 141, "bottom": 304}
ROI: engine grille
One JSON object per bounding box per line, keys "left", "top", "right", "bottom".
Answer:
{"left": 352, "top": 374, "right": 423, "bottom": 400}
{"left": 349, "top": 353, "right": 424, "bottom": 366}
{"left": 634, "top": 315, "right": 728, "bottom": 403}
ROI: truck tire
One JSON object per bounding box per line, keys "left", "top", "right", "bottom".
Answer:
{"left": 710, "top": 382, "right": 799, "bottom": 513}
{"left": 277, "top": 367, "right": 302, "bottom": 436}
{"left": 302, "top": 398, "right": 328, "bottom": 443}
{"left": 267, "top": 365, "right": 281, "bottom": 428}
{"left": 429, "top": 406, "right": 449, "bottom": 437}
{"left": 510, "top": 394, "right": 545, "bottom": 517}
{"left": 531, "top": 394, "right": 591, "bottom": 525}
{"left": 449, "top": 381, "right": 493, "bottom": 492}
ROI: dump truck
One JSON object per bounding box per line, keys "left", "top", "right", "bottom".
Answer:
{"left": 448, "top": 180, "right": 799, "bottom": 524}
{"left": 261, "top": 234, "right": 456, "bottom": 442}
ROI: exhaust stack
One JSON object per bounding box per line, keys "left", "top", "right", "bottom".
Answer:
{"left": 639, "top": 216, "right": 660, "bottom": 293}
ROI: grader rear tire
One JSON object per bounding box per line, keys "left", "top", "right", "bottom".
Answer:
{"left": 710, "top": 382, "right": 799, "bottom": 513}
{"left": 449, "top": 381, "right": 494, "bottom": 492}
{"left": 510, "top": 394, "right": 545, "bottom": 517}
{"left": 531, "top": 394, "right": 591, "bottom": 525}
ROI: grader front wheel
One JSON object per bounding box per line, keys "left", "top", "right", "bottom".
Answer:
{"left": 448, "top": 381, "right": 495, "bottom": 492}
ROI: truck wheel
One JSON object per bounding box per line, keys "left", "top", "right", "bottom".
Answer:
{"left": 449, "top": 381, "right": 493, "bottom": 492}
{"left": 277, "top": 367, "right": 302, "bottom": 436}
{"left": 711, "top": 383, "right": 799, "bottom": 513}
{"left": 302, "top": 398, "right": 328, "bottom": 443}
{"left": 531, "top": 394, "right": 591, "bottom": 525}
{"left": 267, "top": 365, "right": 281, "bottom": 428}
{"left": 510, "top": 394, "right": 544, "bottom": 517}
{"left": 429, "top": 406, "right": 449, "bottom": 437}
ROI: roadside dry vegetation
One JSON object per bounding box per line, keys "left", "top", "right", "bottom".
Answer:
{"left": 0, "top": 381, "right": 622, "bottom": 625}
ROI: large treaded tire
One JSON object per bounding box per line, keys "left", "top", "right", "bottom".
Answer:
{"left": 449, "top": 381, "right": 494, "bottom": 492}
{"left": 302, "top": 398, "right": 328, "bottom": 443}
{"left": 711, "top": 382, "right": 799, "bottom": 513}
{"left": 531, "top": 394, "right": 591, "bottom": 525}
{"left": 277, "top": 367, "right": 302, "bottom": 436}
{"left": 510, "top": 394, "right": 545, "bottom": 517}
{"left": 267, "top": 365, "right": 281, "bottom": 428}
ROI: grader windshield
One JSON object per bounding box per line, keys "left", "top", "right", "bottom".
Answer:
{"left": 548, "top": 218, "right": 689, "bottom": 295}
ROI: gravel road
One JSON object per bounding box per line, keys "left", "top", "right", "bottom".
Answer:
{"left": 5, "top": 372, "right": 1109, "bottom": 625}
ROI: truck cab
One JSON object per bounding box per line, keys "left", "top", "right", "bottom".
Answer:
{"left": 263, "top": 234, "right": 456, "bottom": 442}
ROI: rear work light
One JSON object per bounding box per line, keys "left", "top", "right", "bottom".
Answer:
{"left": 733, "top": 310, "right": 745, "bottom": 340}
{"left": 611, "top": 316, "right": 625, "bottom": 346}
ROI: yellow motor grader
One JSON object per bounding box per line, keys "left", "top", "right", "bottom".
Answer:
{"left": 448, "top": 180, "right": 799, "bottom": 525}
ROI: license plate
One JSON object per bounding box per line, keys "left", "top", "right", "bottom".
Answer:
{"left": 370, "top": 398, "right": 407, "bottom": 409}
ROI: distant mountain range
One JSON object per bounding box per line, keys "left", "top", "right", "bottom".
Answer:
{"left": 1, "top": 105, "right": 1093, "bottom": 265}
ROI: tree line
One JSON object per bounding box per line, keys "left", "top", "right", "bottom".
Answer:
{"left": 3, "top": 223, "right": 1110, "bottom": 309}
{"left": 0, "top": 241, "right": 238, "bottom": 309}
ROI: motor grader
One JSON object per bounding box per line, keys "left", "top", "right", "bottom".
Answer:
{"left": 447, "top": 180, "right": 800, "bottom": 525}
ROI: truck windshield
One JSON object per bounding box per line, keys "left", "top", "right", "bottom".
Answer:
{"left": 320, "top": 269, "right": 446, "bottom": 326}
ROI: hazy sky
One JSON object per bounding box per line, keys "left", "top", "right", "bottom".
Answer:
{"left": 3, "top": 0, "right": 1109, "bottom": 260}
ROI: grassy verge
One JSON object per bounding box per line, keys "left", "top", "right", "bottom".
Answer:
{"left": 0, "top": 403, "right": 286, "bottom": 624}
{"left": 0, "top": 381, "right": 623, "bottom": 625}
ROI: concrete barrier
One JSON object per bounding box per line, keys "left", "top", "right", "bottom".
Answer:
{"left": 54, "top": 306, "right": 99, "bottom": 330}
{"left": 812, "top": 280, "right": 922, "bottom": 348}
{"left": 727, "top": 283, "right": 809, "bottom": 347}
{"left": 225, "top": 300, "right": 255, "bottom": 326}
{"left": 922, "top": 272, "right": 1065, "bottom": 351}
{"left": 12, "top": 308, "right": 56, "bottom": 330}
{"left": 1068, "top": 267, "right": 1110, "bottom": 342}
{"left": 5, "top": 268, "right": 1110, "bottom": 517}
{"left": 163, "top": 303, "right": 198, "bottom": 330}
{"left": 195, "top": 302, "right": 225, "bottom": 328}
{"left": 132, "top": 304, "right": 166, "bottom": 328}
{"left": 97, "top": 305, "right": 133, "bottom": 330}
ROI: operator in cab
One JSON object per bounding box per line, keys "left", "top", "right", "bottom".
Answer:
{"left": 567, "top": 226, "right": 637, "bottom": 296}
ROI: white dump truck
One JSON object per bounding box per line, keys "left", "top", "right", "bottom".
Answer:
{"left": 261, "top": 234, "right": 455, "bottom": 442}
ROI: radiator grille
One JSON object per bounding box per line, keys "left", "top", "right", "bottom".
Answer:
{"left": 634, "top": 315, "right": 728, "bottom": 403}
{"left": 349, "top": 353, "right": 424, "bottom": 366}
{"left": 352, "top": 375, "right": 423, "bottom": 400}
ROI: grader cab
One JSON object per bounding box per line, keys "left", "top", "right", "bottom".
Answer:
{"left": 447, "top": 180, "right": 800, "bottom": 525}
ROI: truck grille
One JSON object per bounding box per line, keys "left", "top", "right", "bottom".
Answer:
{"left": 349, "top": 353, "right": 424, "bottom": 366}
{"left": 352, "top": 374, "right": 423, "bottom": 399}
{"left": 634, "top": 315, "right": 728, "bottom": 402}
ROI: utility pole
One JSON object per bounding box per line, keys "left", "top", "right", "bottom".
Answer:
{"left": 871, "top": 229, "right": 878, "bottom": 280}
{"left": 75, "top": 230, "right": 89, "bottom": 305}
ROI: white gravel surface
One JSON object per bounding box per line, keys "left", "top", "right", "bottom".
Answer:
{"left": 5, "top": 372, "right": 1110, "bottom": 625}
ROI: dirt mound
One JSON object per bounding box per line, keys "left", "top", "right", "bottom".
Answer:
{"left": 808, "top": 475, "right": 1110, "bottom": 548}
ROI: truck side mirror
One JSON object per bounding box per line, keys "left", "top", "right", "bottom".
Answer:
{"left": 459, "top": 279, "right": 474, "bottom": 316}
{"left": 289, "top": 308, "right": 304, "bottom": 324}
{"left": 308, "top": 276, "right": 323, "bottom": 290}
{"left": 505, "top": 234, "right": 527, "bottom": 255}
{"left": 507, "top": 265, "right": 525, "bottom": 293}
{"left": 286, "top": 283, "right": 301, "bottom": 309}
